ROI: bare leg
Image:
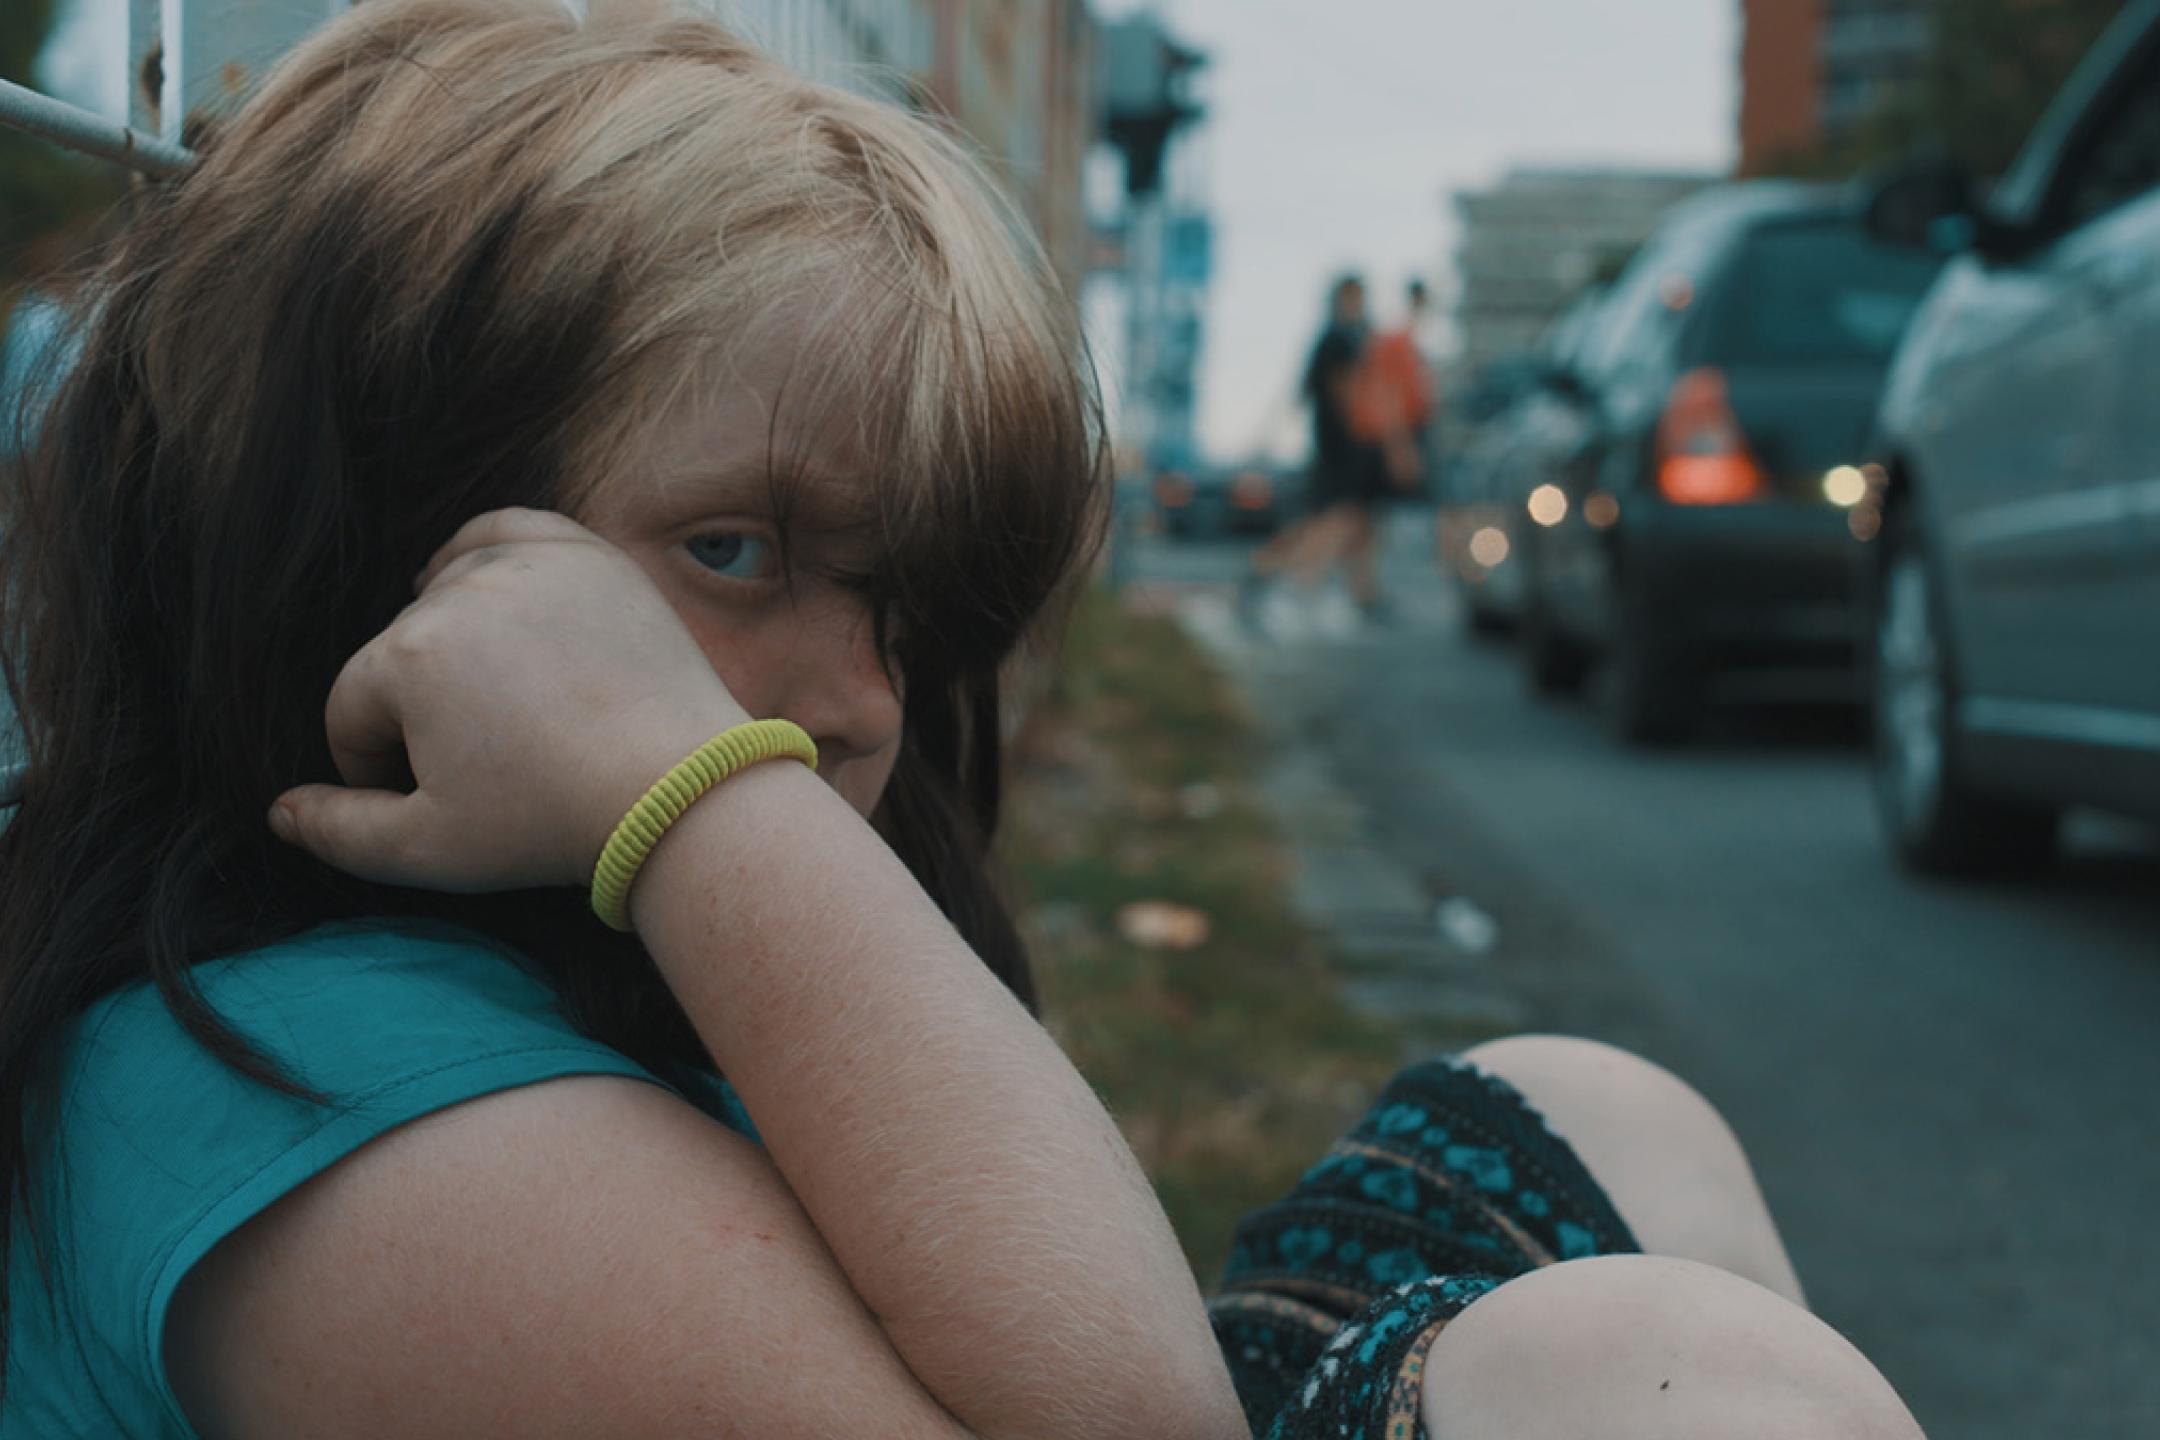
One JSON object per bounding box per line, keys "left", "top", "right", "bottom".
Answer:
{"left": 1282, "top": 505, "right": 1361, "bottom": 590}
{"left": 1345, "top": 505, "right": 1381, "bottom": 607}
{"left": 1461, "top": 1035, "right": 1806, "bottom": 1305}
{"left": 1253, "top": 505, "right": 1348, "bottom": 585}
{"left": 1423, "top": 1255, "right": 1923, "bottom": 1439}
{"left": 1248, "top": 515, "right": 1312, "bottom": 580}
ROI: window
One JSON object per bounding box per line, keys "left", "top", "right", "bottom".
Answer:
{"left": 1702, "top": 222, "right": 1942, "bottom": 367}
{"left": 1576, "top": 231, "right": 1705, "bottom": 383}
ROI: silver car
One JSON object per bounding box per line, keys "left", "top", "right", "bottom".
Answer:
{"left": 1862, "top": 0, "right": 2160, "bottom": 872}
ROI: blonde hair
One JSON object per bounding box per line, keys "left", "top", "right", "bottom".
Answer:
{"left": 158, "top": 0, "right": 1103, "bottom": 612}
{"left": 0, "top": 0, "right": 1099, "bottom": 1219}
{"left": 0, "top": 2, "right": 1112, "bottom": 1381}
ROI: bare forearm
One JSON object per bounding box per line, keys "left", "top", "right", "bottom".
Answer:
{"left": 632, "top": 763, "right": 1248, "bottom": 1440}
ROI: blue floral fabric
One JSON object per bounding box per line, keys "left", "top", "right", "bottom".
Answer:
{"left": 1208, "top": 1058, "right": 1641, "bottom": 1439}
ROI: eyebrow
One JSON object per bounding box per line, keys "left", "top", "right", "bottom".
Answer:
{"left": 662, "top": 461, "right": 876, "bottom": 534}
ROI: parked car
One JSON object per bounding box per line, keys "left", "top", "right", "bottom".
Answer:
{"left": 1437, "top": 288, "right": 1609, "bottom": 637}
{"left": 1432, "top": 354, "right": 1542, "bottom": 492}
{"left": 1857, "top": 0, "right": 2160, "bottom": 873}
{"left": 1508, "top": 183, "right": 1943, "bottom": 741}
{"left": 1151, "top": 463, "right": 1295, "bottom": 539}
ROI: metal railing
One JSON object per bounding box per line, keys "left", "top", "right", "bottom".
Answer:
{"left": 0, "top": 0, "right": 240, "bottom": 811}
{"left": 0, "top": 77, "right": 194, "bottom": 178}
{"left": 0, "top": 0, "right": 349, "bottom": 177}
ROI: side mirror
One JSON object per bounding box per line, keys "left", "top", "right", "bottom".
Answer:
{"left": 1862, "top": 154, "right": 2021, "bottom": 259}
{"left": 1863, "top": 154, "right": 1975, "bottom": 249}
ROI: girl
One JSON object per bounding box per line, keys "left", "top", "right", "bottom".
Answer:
{"left": 0, "top": 2, "right": 1922, "bottom": 1436}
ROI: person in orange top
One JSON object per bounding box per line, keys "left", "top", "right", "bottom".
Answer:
{"left": 1244, "top": 277, "right": 1435, "bottom": 627}
{"left": 1353, "top": 278, "right": 1437, "bottom": 499}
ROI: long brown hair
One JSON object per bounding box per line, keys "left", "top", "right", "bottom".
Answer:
{"left": 0, "top": 0, "right": 1104, "bottom": 1375}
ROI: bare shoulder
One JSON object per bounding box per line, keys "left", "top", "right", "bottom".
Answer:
{"left": 167, "top": 1076, "right": 971, "bottom": 1440}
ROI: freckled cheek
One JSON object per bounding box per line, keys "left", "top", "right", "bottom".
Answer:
{"left": 671, "top": 615, "right": 896, "bottom": 815}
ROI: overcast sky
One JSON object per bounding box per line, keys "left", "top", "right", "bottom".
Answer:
{"left": 41, "top": 0, "right": 1740, "bottom": 461}
{"left": 1100, "top": 0, "right": 1739, "bottom": 459}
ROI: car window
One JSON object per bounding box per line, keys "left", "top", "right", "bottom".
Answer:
{"left": 1700, "top": 222, "right": 1941, "bottom": 367}
{"left": 1576, "top": 239, "right": 1697, "bottom": 383}
{"left": 2060, "top": 57, "right": 2160, "bottom": 228}
{"left": 1540, "top": 288, "right": 1608, "bottom": 368}
{"left": 1457, "top": 359, "right": 1538, "bottom": 424}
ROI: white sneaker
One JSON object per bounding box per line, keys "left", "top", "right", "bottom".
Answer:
{"left": 1259, "top": 585, "right": 1312, "bottom": 642}
{"left": 1312, "top": 588, "right": 1360, "bottom": 639}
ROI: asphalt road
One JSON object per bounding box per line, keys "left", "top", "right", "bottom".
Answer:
{"left": 1120, "top": 510, "right": 2160, "bottom": 1440}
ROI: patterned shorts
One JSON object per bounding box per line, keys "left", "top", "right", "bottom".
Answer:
{"left": 1208, "top": 1058, "right": 1641, "bottom": 1439}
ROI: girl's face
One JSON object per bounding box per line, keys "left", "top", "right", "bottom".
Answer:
{"left": 575, "top": 362, "right": 904, "bottom": 820}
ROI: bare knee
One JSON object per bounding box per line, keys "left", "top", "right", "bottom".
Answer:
{"left": 1423, "top": 1256, "right": 1921, "bottom": 1440}
{"left": 1461, "top": 1036, "right": 1804, "bottom": 1304}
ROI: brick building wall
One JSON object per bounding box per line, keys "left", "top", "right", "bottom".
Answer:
{"left": 1738, "top": 0, "right": 1826, "bottom": 175}
{"left": 931, "top": 0, "right": 1097, "bottom": 303}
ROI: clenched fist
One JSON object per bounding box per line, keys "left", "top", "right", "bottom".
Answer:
{"left": 272, "top": 508, "right": 750, "bottom": 892}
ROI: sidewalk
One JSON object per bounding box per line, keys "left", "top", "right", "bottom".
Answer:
{"left": 1153, "top": 575, "right": 1531, "bottom": 1058}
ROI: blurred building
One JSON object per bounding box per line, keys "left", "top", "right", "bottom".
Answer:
{"left": 1738, "top": 0, "right": 1825, "bottom": 173}
{"left": 99, "top": 0, "right": 1094, "bottom": 300}
{"left": 1097, "top": 14, "right": 1209, "bottom": 477}
{"left": 931, "top": 0, "right": 1100, "bottom": 303}
{"left": 1821, "top": 0, "right": 1935, "bottom": 136}
{"left": 1450, "top": 168, "right": 1709, "bottom": 376}
{"left": 721, "top": 0, "right": 937, "bottom": 98}
{"left": 1738, "top": 0, "right": 1936, "bottom": 174}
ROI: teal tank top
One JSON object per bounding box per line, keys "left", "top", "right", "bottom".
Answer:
{"left": 3, "top": 919, "right": 754, "bottom": 1438}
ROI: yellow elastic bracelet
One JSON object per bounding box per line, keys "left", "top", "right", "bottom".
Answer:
{"left": 590, "top": 718, "right": 818, "bottom": 932}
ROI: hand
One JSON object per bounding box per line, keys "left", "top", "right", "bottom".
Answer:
{"left": 272, "top": 508, "right": 749, "bottom": 892}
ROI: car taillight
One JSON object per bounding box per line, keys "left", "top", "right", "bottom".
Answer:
{"left": 1655, "top": 368, "right": 1766, "bottom": 506}
{"left": 1154, "top": 474, "right": 1194, "bottom": 508}
{"left": 1230, "top": 471, "right": 1272, "bottom": 510}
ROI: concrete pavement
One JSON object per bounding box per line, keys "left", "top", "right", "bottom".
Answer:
{"left": 1123, "top": 509, "right": 2160, "bottom": 1440}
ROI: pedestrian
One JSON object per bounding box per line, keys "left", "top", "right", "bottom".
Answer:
{"left": 0, "top": 3, "right": 1919, "bottom": 1437}
{"left": 1359, "top": 276, "right": 1438, "bottom": 499}
{"left": 1242, "top": 273, "right": 1413, "bottom": 628}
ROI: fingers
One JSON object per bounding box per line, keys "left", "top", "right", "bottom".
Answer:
{"left": 270, "top": 785, "right": 435, "bottom": 888}
{"left": 416, "top": 507, "right": 594, "bottom": 594}
{"left": 421, "top": 544, "right": 512, "bottom": 599}
{"left": 323, "top": 642, "right": 412, "bottom": 791}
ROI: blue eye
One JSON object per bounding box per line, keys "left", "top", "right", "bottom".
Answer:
{"left": 686, "top": 531, "right": 773, "bottom": 580}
